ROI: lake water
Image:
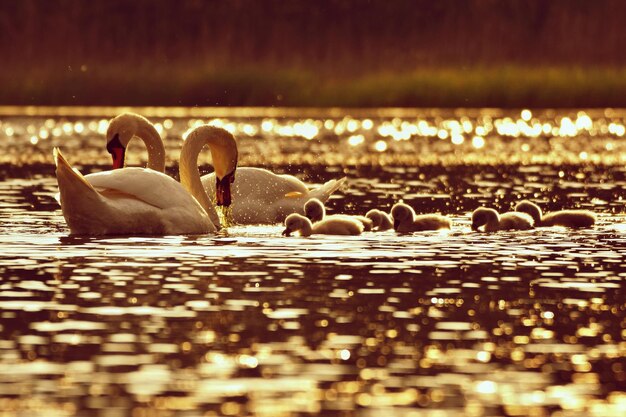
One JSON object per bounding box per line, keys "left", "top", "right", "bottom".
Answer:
{"left": 0, "top": 107, "right": 625, "bottom": 417}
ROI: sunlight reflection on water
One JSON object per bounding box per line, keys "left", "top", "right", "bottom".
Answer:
{"left": 0, "top": 109, "right": 625, "bottom": 416}
{"left": 2, "top": 106, "right": 626, "bottom": 166}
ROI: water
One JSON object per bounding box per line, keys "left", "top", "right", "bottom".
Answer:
{"left": 0, "top": 107, "right": 625, "bottom": 416}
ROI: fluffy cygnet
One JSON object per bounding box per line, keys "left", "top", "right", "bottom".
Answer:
{"left": 282, "top": 213, "right": 363, "bottom": 237}
{"left": 471, "top": 207, "right": 533, "bottom": 232}
{"left": 304, "top": 198, "right": 373, "bottom": 231}
{"left": 515, "top": 200, "right": 596, "bottom": 228}
{"left": 365, "top": 209, "right": 394, "bottom": 231}
{"left": 390, "top": 203, "right": 452, "bottom": 232}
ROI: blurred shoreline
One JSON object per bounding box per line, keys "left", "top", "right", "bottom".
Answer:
{"left": 0, "top": 105, "right": 623, "bottom": 119}
{"left": 4, "top": 1, "right": 626, "bottom": 107}
{"left": 4, "top": 66, "right": 626, "bottom": 108}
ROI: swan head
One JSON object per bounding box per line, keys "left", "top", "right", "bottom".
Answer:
{"left": 209, "top": 128, "right": 237, "bottom": 207}
{"left": 282, "top": 213, "right": 312, "bottom": 237}
{"left": 304, "top": 198, "right": 325, "bottom": 222}
{"left": 186, "top": 125, "right": 238, "bottom": 207}
{"left": 515, "top": 200, "right": 542, "bottom": 224}
{"left": 106, "top": 113, "right": 151, "bottom": 169}
{"left": 390, "top": 203, "right": 415, "bottom": 230}
{"left": 215, "top": 170, "right": 236, "bottom": 207}
{"left": 471, "top": 207, "right": 499, "bottom": 231}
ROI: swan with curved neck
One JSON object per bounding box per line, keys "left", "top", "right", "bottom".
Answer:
{"left": 56, "top": 124, "right": 237, "bottom": 236}
{"left": 179, "top": 125, "right": 238, "bottom": 226}
{"left": 104, "top": 115, "right": 345, "bottom": 225}
{"left": 105, "top": 113, "right": 165, "bottom": 171}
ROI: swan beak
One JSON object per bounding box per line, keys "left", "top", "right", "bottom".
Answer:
{"left": 106, "top": 134, "right": 126, "bottom": 170}
{"left": 215, "top": 172, "right": 234, "bottom": 206}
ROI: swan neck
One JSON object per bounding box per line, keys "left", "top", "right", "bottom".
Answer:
{"left": 179, "top": 134, "right": 221, "bottom": 229}
{"left": 137, "top": 122, "right": 166, "bottom": 172}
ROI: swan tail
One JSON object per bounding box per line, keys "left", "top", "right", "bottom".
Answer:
{"left": 54, "top": 148, "right": 98, "bottom": 196}
{"left": 54, "top": 148, "right": 108, "bottom": 235}
{"left": 308, "top": 177, "right": 346, "bottom": 202}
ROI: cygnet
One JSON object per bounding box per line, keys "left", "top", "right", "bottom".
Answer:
{"left": 365, "top": 209, "right": 394, "bottom": 231}
{"left": 515, "top": 200, "right": 595, "bottom": 228}
{"left": 471, "top": 207, "right": 533, "bottom": 232}
{"left": 304, "top": 198, "right": 373, "bottom": 231}
{"left": 390, "top": 203, "right": 452, "bottom": 232}
{"left": 282, "top": 213, "right": 364, "bottom": 236}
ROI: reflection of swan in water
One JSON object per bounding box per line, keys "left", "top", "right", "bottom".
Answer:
{"left": 304, "top": 198, "right": 373, "bottom": 231}
{"left": 282, "top": 213, "right": 363, "bottom": 236}
{"left": 391, "top": 203, "right": 452, "bottom": 232}
{"left": 471, "top": 207, "right": 533, "bottom": 232}
{"left": 515, "top": 200, "right": 596, "bottom": 228}
{"left": 55, "top": 125, "right": 238, "bottom": 236}
{"left": 104, "top": 113, "right": 347, "bottom": 225}
{"left": 365, "top": 209, "right": 394, "bottom": 231}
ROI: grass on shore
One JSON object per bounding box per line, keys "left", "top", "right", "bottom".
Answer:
{"left": 3, "top": 65, "right": 626, "bottom": 107}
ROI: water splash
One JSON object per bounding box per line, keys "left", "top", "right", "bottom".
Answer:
{"left": 218, "top": 205, "right": 235, "bottom": 228}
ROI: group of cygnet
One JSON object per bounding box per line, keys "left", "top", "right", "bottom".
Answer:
{"left": 283, "top": 198, "right": 596, "bottom": 237}
{"left": 283, "top": 199, "right": 453, "bottom": 236}
{"left": 471, "top": 201, "right": 596, "bottom": 232}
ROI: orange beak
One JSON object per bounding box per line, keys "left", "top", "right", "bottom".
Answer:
{"left": 106, "top": 134, "right": 126, "bottom": 169}
{"left": 215, "top": 171, "right": 235, "bottom": 206}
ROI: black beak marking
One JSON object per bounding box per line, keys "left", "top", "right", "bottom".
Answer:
{"left": 107, "top": 134, "right": 126, "bottom": 169}
{"left": 216, "top": 171, "right": 235, "bottom": 207}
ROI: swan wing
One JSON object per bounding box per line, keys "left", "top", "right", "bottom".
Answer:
{"left": 86, "top": 168, "right": 197, "bottom": 210}
{"left": 202, "top": 167, "right": 345, "bottom": 224}
{"left": 202, "top": 167, "right": 308, "bottom": 200}
{"left": 55, "top": 152, "right": 213, "bottom": 236}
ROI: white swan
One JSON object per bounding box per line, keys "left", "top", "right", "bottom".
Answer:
{"left": 515, "top": 200, "right": 596, "bottom": 228}
{"left": 103, "top": 114, "right": 347, "bottom": 225}
{"left": 282, "top": 213, "right": 363, "bottom": 237}
{"left": 55, "top": 125, "right": 237, "bottom": 236}
{"left": 104, "top": 112, "right": 165, "bottom": 171}
{"left": 471, "top": 207, "right": 533, "bottom": 232}
{"left": 391, "top": 203, "right": 451, "bottom": 232}
{"left": 203, "top": 170, "right": 346, "bottom": 224}
{"left": 365, "top": 209, "right": 393, "bottom": 231}
{"left": 303, "top": 198, "right": 373, "bottom": 231}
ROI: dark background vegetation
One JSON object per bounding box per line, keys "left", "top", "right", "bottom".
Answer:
{"left": 2, "top": 0, "right": 626, "bottom": 107}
